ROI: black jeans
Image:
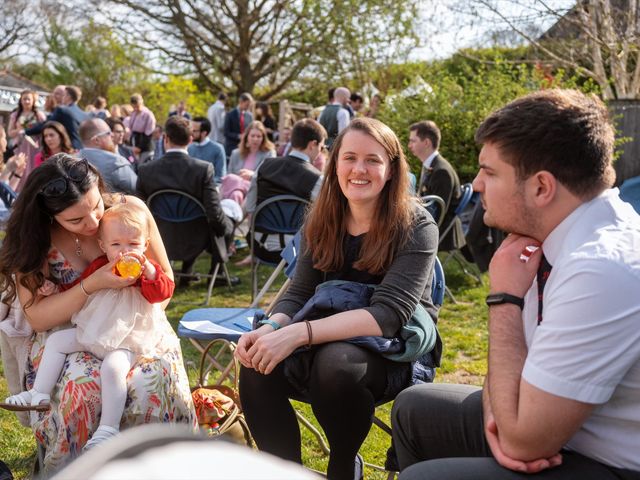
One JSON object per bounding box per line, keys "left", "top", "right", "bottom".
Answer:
{"left": 392, "top": 383, "right": 640, "bottom": 480}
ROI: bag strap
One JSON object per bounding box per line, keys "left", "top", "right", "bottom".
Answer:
{"left": 198, "top": 338, "right": 240, "bottom": 393}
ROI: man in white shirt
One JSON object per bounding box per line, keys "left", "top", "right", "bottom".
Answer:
{"left": 207, "top": 93, "right": 227, "bottom": 144}
{"left": 392, "top": 89, "right": 640, "bottom": 479}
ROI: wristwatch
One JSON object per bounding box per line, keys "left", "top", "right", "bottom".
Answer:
{"left": 485, "top": 293, "right": 524, "bottom": 310}
{"left": 257, "top": 318, "right": 281, "bottom": 330}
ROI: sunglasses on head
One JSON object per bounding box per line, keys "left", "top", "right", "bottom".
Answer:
{"left": 40, "top": 158, "right": 90, "bottom": 198}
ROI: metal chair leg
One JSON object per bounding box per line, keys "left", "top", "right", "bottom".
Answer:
{"left": 204, "top": 263, "right": 220, "bottom": 306}
{"left": 295, "top": 410, "right": 330, "bottom": 455}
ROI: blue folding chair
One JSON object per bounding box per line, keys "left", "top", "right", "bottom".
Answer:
{"left": 421, "top": 194, "right": 446, "bottom": 227}
{"left": 147, "top": 189, "right": 231, "bottom": 305}
{"left": 0, "top": 181, "right": 17, "bottom": 209}
{"left": 619, "top": 176, "right": 640, "bottom": 215}
{"left": 249, "top": 195, "right": 309, "bottom": 300}
{"left": 0, "top": 181, "right": 17, "bottom": 224}
{"left": 439, "top": 184, "right": 483, "bottom": 297}
{"left": 178, "top": 232, "right": 301, "bottom": 385}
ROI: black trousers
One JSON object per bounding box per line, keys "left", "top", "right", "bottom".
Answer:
{"left": 239, "top": 342, "right": 394, "bottom": 480}
{"left": 392, "top": 383, "right": 640, "bottom": 480}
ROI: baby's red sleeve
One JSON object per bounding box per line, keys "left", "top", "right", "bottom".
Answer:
{"left": 139, "top": 259, "right": 175, "bottom": 303}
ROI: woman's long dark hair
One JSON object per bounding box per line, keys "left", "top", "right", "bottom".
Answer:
{"left": 42, "top": 121, "right": 74, "bottom": 158}
{"left": 0, "top": 153, "right": 104, "bottom": 307}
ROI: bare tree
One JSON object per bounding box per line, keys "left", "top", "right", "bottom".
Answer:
{"left": 457, "top": 0, "right": 640, "bottom": 99}
{"left": 100, "top": 0, "right": 419, "bottom": 98}
{"left": 0, "top": 0, "right": 36, "bottom": 60}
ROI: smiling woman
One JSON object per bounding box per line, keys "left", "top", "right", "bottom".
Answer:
{"left": 236, "top": 118, "right": 441, "bottom": 480}
{"left": 0, "top": 154, "right": 195, "bottom": 473}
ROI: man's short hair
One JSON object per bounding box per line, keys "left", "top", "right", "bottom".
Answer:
{"left": 239, "top": 92, "right": 253, "bottom": 104}
{"left": 350, "top": 92, "right": 364, "bottom": 103}
{"left": 290, "top": 119, "right": 327, "bottom": 150}
{"left": 409, "top": 120, "right": 441, "bottom": 150}
{"left": 65, "top": 86, "right": 81, "bottom": 103}
{"left": 218, "top": 92, "right": 227, "bottom": 101}
{"left": 130, "top": 93, "right": 143, "bottom": 105}
{"left": 475, "top": 89, "right": 615, "bottom": 199}
{"left": 164, "top": 116, "right": 191, "bottom": 146}
{"left": 79, "top": 118, "right": 108, "bottom": 144}
{"left": 328, "top": 88, "right": 336, "bottom": 102}
{"left": 105, "top": 117, "right": 124, "bottom": 131}
{"left": 193, "top": 116, "right": 211, "bottom": 135}
{"left": 93, "top": 96, "right": 107, "bottom": 109}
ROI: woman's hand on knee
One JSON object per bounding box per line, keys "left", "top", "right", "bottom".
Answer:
{"left": 247, "top": 324, "right": 307, "bottom": 375}
{"left": 235, "top": 326, "right": 271, "bottom": 368}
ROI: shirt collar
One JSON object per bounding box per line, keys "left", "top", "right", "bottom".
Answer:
{"left": 423, "top": 150, "right": 439, "bottom": 169}
{"left": 166, "top": 148, "right": 189, "bottom": 155}
{"left": 196, "top": 137, "right": 211, "bottom": 147}
{"left": 289, "top": 150, "right": 310, "bottom": 162}
{"left": 542, "top": 189, "right": 613, "bottom": 266}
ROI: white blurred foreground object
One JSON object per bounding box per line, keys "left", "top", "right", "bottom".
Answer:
{"left": 51, "top": 424, "right": 319, "bottom": 480}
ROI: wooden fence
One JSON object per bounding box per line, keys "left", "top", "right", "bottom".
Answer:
{"left": 610, "top": 100, "right": 640, "bottom": 185}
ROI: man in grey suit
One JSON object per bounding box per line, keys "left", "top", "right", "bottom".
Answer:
{"left": 409, "top": 120, "right": 465, "bottom": 251}
{"left": 79, "top": 118, "right": 137, "bottom": 194}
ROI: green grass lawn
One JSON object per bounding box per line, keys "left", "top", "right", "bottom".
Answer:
{"left": 0, "top": 251, "right": 489, "bottom": 479}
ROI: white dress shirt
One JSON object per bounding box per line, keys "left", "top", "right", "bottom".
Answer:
{"left": 521, "top": 188, "right": 640, "bottom": 469}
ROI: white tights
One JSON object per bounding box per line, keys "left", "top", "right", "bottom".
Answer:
{"left": 34, "top": 328, "right": 134, "bottom": 428}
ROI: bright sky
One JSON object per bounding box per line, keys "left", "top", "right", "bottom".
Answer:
{"left": 413, "top": 0, "right": 575, "bottom": 60}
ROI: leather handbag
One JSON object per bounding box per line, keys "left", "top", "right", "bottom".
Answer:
{"left": 191, "top": 339, "right": 252, "bottom": 446}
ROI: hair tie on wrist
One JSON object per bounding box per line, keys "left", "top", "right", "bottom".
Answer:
{"left": 304, "top": 320, "right": 313, "bottom": 350}
{"left": 79, "top": 279, "right": 91, "bottom": 297}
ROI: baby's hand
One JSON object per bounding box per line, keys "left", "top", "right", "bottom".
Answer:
{"left": 141, "top": 257, "right": 157, "bottom": 281}
{"left": 38, "top": 279, "right": 59, "bottom": 296}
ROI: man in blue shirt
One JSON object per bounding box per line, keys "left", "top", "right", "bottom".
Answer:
{"left": 188, "top": 117, "right": 227, "bottom": 185}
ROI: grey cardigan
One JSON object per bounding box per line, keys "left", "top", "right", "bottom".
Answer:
{"left": 228, "top": 148, "right": 275, "bottom": 175}
{"left": 273, "top": 206, "right": 439, "bottom": 338}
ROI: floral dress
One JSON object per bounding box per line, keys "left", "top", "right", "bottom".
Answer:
{"left": 24, "top": 247, "right": 197, "bottom": 473}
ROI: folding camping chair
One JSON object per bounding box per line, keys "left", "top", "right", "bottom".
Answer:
{"left": 620, "top": 175, "right": 640, "bottom": 215}
{"left": 178, "top": 232, "right": 301, "bottom": 386}
{"left": 421, "top": 194, "right": 446, "bottom": 227}
{"left": 439, "top": 183, "right": 483, "bottom": 288}
{"left": 0, "top": 181, "right": 17, "bottom": 209}
{"left": 147, "top": 189, "right": 232, "bottom": 305}
{"left": 249, "top": 194, "right": 309, "bottom": 300}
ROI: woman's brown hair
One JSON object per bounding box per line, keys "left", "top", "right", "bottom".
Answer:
{"left": 239, "top": 121, "right": 275, "bottom": 157}
{"left": 304, "top": 117, "right": 416, "bottom": 274}
{"left": 0, "top": 154, "right": 106, "bottom": 307}
{"left": 42, "top": 121, "right": 74, "bottom": 158}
